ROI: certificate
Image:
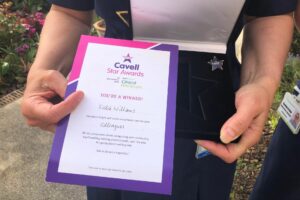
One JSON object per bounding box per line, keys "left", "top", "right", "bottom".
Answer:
{"left": 46, "top": 35, "right": 178, "bottom": 195}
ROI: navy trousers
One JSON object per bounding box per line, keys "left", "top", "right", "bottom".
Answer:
{"left": 250, "top": 120, "right": 300, "bottom": 200}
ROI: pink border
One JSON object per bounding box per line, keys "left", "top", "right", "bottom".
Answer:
{"left": 47, "top": 36, "right": 178, "bottom": 195}
{"left": 69, "top": 35, "right": 156, "bottom": 82}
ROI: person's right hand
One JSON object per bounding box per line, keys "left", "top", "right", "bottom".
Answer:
{"left": 21, "top": 70, "right": 84, "bottom": 132}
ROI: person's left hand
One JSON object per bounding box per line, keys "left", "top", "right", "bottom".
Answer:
{"left": 195, "top": 82, "right": 272, "bottom": 163}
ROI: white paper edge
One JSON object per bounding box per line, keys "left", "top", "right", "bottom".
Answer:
{"left": 134, "top": 37, "right": 227, "bottom": 54}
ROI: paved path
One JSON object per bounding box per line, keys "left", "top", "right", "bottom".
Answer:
{"left": 0, "top": 99, "right": 86, "bottom": 200}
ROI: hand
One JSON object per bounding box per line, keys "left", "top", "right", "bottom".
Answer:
{"left": 195, "top": 82, "right": 271, "bottom": 163}
{"left": 21, "top": 70, "right": 84, "bottom": 132}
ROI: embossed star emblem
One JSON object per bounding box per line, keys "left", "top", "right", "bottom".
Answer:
{"left": 208, "top": 56, "right": 224, "bottom": 71}
{"left": 116, "top": 11, "right": 129, "bottom": 27}
{"left": 123, "top": 53, "right": 133, "bottom": 63}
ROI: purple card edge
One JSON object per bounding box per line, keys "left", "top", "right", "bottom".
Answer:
{"left": 46, "top": 37, "right": 179, "bottom": 195}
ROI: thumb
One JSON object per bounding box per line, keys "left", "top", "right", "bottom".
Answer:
{"left": 220, "top": 101, "right": 260, "bottom": 144}
{"left": 40, "top": 70, "right": 68, "bottom": 98}
{"left": 46, "top": 91, "right": 84, "bottom": 123}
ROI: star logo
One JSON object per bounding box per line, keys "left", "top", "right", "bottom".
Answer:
{"left": 123, "top": 53, "right": 133, "bottom": 63}
{"left": 208, "top": 56, "right": 224, "bottom": 71}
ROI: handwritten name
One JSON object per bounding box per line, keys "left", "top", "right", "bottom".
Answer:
{"left": 99, "top": 104, "right": 136, "bottom": 113}
{"left": 100, "top": 122, "right": 125, "bottom": 131}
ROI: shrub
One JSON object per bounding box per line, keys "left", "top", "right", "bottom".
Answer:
{"left": 11, "top": 0, "right": 50, "bottom": 13}
{"left": 291, "top": 28, "right": 300, "bottom": 55}
{"left": 0, "top": 0, "right": 47, "bottom": 95}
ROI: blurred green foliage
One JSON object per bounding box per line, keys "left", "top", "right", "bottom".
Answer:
{"left": 11, "top": 0, "right": 50, "bottom": 13}
{"left": 0, "top": 0, "right": 47, "bottom": 95}
{"left": 268, "top": 56, "right": 300, "bottom": 130}
{"left": 291, "top": 28, "right": 300, "bottom": 55}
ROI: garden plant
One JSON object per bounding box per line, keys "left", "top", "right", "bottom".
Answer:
{"left": 0, "top": 0, "right": 48, "bottom": 96}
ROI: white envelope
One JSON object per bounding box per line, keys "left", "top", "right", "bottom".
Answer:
{"left": 131, "top": 0, "right": 245, "bottom": 53}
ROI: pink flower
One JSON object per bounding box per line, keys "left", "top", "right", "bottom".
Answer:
{"left": 15, "top": 44, "right": 30, "bottom": 55}
{"left": 22, "top": 23, "right": 32, "bottom": 31}
{"left": 27, "top": 27, "right": 36, "bottom": 37}
{"left": 29, "top": 27, "right": 36, "bottom": 34}
{"left": 34, "top": 12, "right": 44, "bottom": 20}
{"left": 22, "top": 44, "right": 30, "bottom": 49}
{"left": 37, "top": 19, "right": 45, "bottom": 26}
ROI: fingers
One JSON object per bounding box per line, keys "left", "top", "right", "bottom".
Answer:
{"left": 40, "top": 70, "right": 68, "bottom": 98}
{"left": 236, "top": 113, "right": 266, "bottom": 150}
{"left": 196, "top": 111, "right": 267, "bottom": 163}
{"left": 196, "top": 140, "right": 234, "bottom": 163}
{"left": 29, "top": 91, "right": 84, "bottom": 124}
{"left": 22, "top": 91, "right": 84, "bottom": 131}
{"left": 196, "top": 134, "right": 255, "bottom": 164}
{"left": 21, "top": 69, "right": 84, "bottom": 131}
{"left": 220, "top": 89, "right": 264, "bottom": 144}
{"left": 196, "top": 84, "right": 271, "bottom": 163}
{"left": 46, "top": 91, "right": 84, "bottom": 122}
{"left": 220, "top": 105, "right": 258, "bottom": 144}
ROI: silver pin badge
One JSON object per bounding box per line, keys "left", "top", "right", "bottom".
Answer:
{"left": 208, "top": 56, "right": 224, "bottom": 71}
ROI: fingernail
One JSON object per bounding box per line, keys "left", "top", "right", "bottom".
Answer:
{"left": 195, "top": 140, "right": 208, "bottom": 146}
{"left": 77, "top": 92, "right": 84, "bottom": 102}
{"left": 220, "top": 128, "right": 236, "bottom": 144}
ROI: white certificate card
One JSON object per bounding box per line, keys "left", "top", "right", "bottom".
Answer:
{"left": 46, "top": 35, "right": 178, "bottom": 195}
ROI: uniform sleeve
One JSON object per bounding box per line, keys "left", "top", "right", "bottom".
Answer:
{"left": 47, "top": 0, "right": 94, "bottom": 11}
{"left": 245, "top": 0, "right": 297, "bottom": 17}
